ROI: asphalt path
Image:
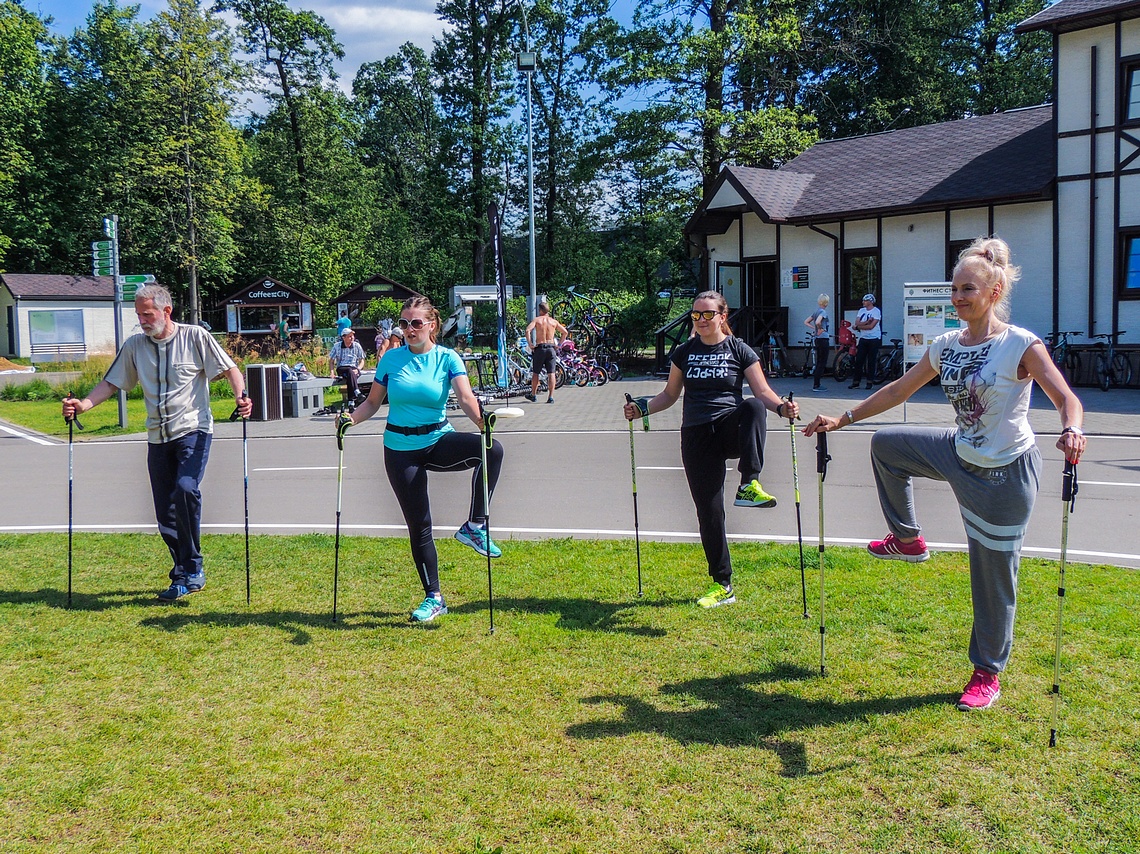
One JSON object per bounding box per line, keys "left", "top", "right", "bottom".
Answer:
{"left": 3, "top": 422, "right": 1138, "bottom": 569}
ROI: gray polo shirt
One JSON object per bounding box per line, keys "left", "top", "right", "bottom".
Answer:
{"left": 104, "top": 323, "right": 236, "bottom": 444}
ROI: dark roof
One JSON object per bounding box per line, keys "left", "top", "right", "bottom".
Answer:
{"left": 0, "top": 273, "right": 115, "bottom": 300}
{"left": 688, "top": 106, "right": 1055, "bottom": 232}
{"left": 1016, "top": 0, "right": 1140, "bottom": 34}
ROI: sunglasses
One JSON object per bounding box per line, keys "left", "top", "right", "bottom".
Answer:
{"left": 690, "top": 310, "right": 721, "bottom": 321}
{"left": 397, "top": 317, "right": 432, "bottom": 330}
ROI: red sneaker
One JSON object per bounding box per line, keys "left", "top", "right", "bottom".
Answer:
{"left": 867, "top": 533, "right": 929, "bottom": 563}
{"left": 958, "top": 668, "right": 1001, "bottom": 711}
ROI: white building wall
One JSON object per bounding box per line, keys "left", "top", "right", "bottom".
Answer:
{"left": 777, "top": 224, "right": 838, "bottom": 336}
{"left": 1056, "top": 25, "right": 1114, "bottom": 134}
{"left": 991, "top": 202, "right": 1055, "bottom": 337}
{"left": 10, "top": 301, "right": 134, "bottom": 358}
{"left": 1056, "top": 180, "right": 1092, "bottom": 336}
{"left": 881, "top": 213, "right": 947, "bottom": 340}
{"left": 842, "top": 219, "right": 877, "bottom": 249}
{"left": 709, "top": 182, "right": 745, "bottom": 208}
{"left": 706, "top": 221, "right": 740, "bottom": 293}
{"left": 950, "top": 209, "right": 990, "bottom": 241}
{"left": 741, "top": 213, "right": 777, "bottom": 257}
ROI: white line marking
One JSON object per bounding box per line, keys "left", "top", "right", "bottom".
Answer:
{"left": 0, "top": 423, "right": 54, "bottom": 445}
{"left": 1079, "top": 480, "right": 1140, "bottom": 487}
{"left": 2, "top": 523, "right": 1136, "bottom": 566}
{"left": 253, "top": 466, "right": 340, "bottom": 472}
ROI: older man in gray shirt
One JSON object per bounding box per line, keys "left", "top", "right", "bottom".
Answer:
{"left": 62, "top": 285, "right": 250, "bottom": 601}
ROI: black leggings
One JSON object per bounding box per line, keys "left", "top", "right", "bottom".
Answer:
{"left": 384, "top": 431, "right": 504, "bottom": 596}
{"left": 680, "top": 398, "right": 767, "bottom": 586}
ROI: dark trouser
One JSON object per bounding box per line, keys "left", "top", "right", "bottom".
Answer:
{"left": 531, "top": 343, "right": 557, "bottom": 376}
{"left": 147, "top": 431, "right": 212, "bottom": 583}
{"left": 852, "top": 337, "right": 881, "bottom": 385}
{"left": 812, "top": 337, "right": 829, "bottom": 386}
{"left": 336, "top": 365, "right": 361, "bottom": 398}
{"left": 680, "top": 398, "right": 767, "bottom": 586}
{"left": 384, "top": 431, "right": 504, "bottom": 597}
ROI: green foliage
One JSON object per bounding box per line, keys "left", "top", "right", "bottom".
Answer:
{"left": 360, "top": 296, "right": 403, "bottom": 327}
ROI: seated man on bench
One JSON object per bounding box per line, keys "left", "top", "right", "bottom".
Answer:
{"left": 329, "top": 327, "right": 366, "bottom": 403}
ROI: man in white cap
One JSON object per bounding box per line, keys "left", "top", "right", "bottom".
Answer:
{"left": 329, "top": 327, "right": 366, "bottom": 402}
{"left": 849, "top": 293, "right": 882, "bottom": 390}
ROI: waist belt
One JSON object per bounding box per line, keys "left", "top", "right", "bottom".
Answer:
{"left": 385, "top": 419, "right": 448, "bottom": 436}
{"left": 535, "top": 342, "right": 557, "bottom": 348}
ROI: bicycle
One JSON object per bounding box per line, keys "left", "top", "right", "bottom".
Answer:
{"left": 797, "top": 332, "right": 818, "bottom": 380}
{"left": 552, "top": 286, "right": 614, "bottom": 328}
{"left": 875, "top": 338, "right": 904, "bottom": 382}
{"left": 832, "top": 320, "right": 857, "bottom": 381}
{"left": 761, "top": 332, "right": 789, "bottom": 378}
{"left": 1045, "top": 330, "right": 1082, "bottom": 384}
{"left": 1092, "top": 331, "right": 1132, "bottom": 391}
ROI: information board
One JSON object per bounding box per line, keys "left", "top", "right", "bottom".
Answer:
{"left": 902, "top": 282, "right": 956, "bottom": 369}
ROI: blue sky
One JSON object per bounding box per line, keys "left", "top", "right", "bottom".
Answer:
{"left": 29, "top": 0, "right": 633, "bottom": 87}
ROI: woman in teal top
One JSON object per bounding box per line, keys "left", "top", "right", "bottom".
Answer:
{"left": 340, "top": 296, "right": 504, "bottom": 623}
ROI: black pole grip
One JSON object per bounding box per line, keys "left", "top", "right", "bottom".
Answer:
{"left": 1062, "top": 459, "right": 1078, "bottom": 509}
{"left": 816, "top": 431, "right": 831, "bottom": 479}
{"left": 64, "top": 392, "right": 85, "bottom": 431}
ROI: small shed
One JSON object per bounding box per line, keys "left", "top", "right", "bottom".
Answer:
{"left": 332, "top": 274, "right": 424, "bottom": 326}
{"left": 0, "top": 273, "right": 135, "bottom": 360}
{"left": 219, "top": 277, "right": 317, "bottom": 339}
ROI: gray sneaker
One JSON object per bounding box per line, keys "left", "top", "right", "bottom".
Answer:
{"left": 186, "top": 573, "right": 206, "bottom": 593}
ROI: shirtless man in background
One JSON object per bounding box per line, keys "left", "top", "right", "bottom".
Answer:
{"left": 524, "top": 299, "right": 570, "bottom": 403}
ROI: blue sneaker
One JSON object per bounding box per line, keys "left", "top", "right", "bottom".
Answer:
{"left": 454, "top": 521, "right": 502, "bottom": 558}
{"left": 157, "top": 583, "right": 190, "bottom": 602}
{"left": 411, "top": 595, "right": 447, "bottom": 623}
{"left": 185, "top": 573, "right": 206, "bottom": 594}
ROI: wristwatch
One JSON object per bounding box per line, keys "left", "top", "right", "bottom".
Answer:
{"left": 844, "top": 409, "right": 855, "bottom": 426}
{"left": 1061, "top": 426, "right": 1084, "bottom": 437}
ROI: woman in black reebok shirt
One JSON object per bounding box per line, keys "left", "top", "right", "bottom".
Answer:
{"left": 624, "top": 291, "right": 799, "bottom": 608}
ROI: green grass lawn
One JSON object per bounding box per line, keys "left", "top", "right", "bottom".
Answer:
{"left": 0, "top": 398, "right": 239, "bottom": 439}
{"left": 1, "top": 533, "right": 1136, "bottom": 853}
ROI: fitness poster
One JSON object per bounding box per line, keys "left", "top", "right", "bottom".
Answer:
{"left": 902, "top": 283, "right": 957, "bottom": 369}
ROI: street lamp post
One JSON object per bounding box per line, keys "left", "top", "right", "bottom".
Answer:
{"left": 517, "top": 8, "right": 537, "bottom": 321}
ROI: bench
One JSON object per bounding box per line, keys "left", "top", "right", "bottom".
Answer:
{"left": 31, "top": 342, "right": 87, "bottom": 364}
{"left": 331, "top": 369, "right": 375, "bottom": 405}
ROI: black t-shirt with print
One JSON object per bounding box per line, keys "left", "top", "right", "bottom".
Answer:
{"left": 670, "top": 335, "right": 759, "bottom": 426}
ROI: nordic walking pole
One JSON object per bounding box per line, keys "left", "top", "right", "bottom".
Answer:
{"left": 625, "top": 393, "right": 647, "bottom": 598}
{"left": 478, "top": 398, "right": 496, "bottom": 635}
{"left": 1050, "top": 458, "right": 1078, "bottom": 747}
{"left": 229, "top": 391, "right": 250, "bottom": 605}
{"left": 332, "top": 412, "right": 351, "bottom": 623}
{"left": 63, "top": 393, "right": 84, "bottom": 608}
{"left": 816, "top": 431, "right": 832, "bottom": 676}
{"left": 787, "top": 392, "right": 807, "bottom": 618}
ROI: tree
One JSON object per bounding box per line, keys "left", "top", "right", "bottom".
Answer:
{"left": 433, "top": 0, "right": 516, "bottom": 287}
{"left": 139, "top": 0, "right": 250, "bottom": 322}
{"left": 0, "top": 0, "right": 48, "bottom": 267}
{"left": 215, "top": 0, "right": 343, "bottom": 208}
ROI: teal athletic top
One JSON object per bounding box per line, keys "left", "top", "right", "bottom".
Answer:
{"left": 377, "top": 344, "right": 467, "bottom": 451}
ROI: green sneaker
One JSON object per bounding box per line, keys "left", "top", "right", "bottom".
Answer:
{"left": 697, "top": 583, "right": 736, "bottom": 609}
{"left": 411, "top": 595, "right": 448, "bottom": 623}
{"left": 734, "top": 479, "right": 777, "bottom": 507}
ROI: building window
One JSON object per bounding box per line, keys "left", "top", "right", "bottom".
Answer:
{"left": 842, "top": 249, "right": 879, "bottom": 311}
{"left": 1123, "top": 62, "right": 1140, "bottom": 124}
{"left": 946, "top": 239, "right": 974, "bottom": 281}
{"left": 1118, "top": 231, "right": 1140, "bottom": 299}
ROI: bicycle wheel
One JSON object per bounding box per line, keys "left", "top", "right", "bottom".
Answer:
{"left": 605, "top": 359, "right": 621, "bottom": 382}
{"left": 1064, "top": 351, "right": 1081, "bottom": 384}
{"left": 568, "top": 325, "right": 594, "bottom": 352}
{"left": 554, "top": 363, "right": 567, "bottom": 389}
{"left": 590, "top": 365, "right": 608, "bottom": 386}
{"left": 591, "top": 302, "right": 615, "bottom": 326}
{"left": 834, "top": 352, "right": 854, "bottom": 382}
{"left": 552, "top": 300, "right": 575, "bottom": 326}
{"left": 1112, "top": 352, "right": 1132, "bottom": 387}
{"left": 600, "top": 323, "right": 626, "bottom": 354}
{"left": 1095, "top": 353, "right": 1110, "bottom": 391}
{"left": 573, "top": 366, "right": 590, "bottom": 387}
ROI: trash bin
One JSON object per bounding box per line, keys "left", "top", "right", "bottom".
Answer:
{"left": 246, "top": 364, "right": 283, "bottom": 421}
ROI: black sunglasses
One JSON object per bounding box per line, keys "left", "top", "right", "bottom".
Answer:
{"left": 690, "top": 310, "right": 720, "bottom": 321}
{"left": 398, "top": 317, "right": 432, "bottom": 330}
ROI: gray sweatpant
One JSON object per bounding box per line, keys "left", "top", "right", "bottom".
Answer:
{"left": 870, "top": 426, "right": 1041, "bottom": 674}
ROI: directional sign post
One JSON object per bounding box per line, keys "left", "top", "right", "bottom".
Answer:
{"left": 100, "top": 213, "right": 128, "bottom": 428}
{"left": 116, "top": 274, "right": 155, "bottom": 301}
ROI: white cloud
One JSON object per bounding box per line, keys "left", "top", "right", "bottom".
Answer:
{"left": 297, "top": 1, "right": 445, "bottom": 79}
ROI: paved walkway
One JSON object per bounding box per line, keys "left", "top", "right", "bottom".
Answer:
{"left": 205, "top": 371, "right": 1140, "bottom": 441}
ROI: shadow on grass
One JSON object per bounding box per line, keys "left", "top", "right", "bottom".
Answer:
{"left": 0, "top": 586, "right": 177, "bottom": 611}
{"left": 447, "top": 594, "right": 687, "bottom": 637}
{"left": 138, "top": 607, "right": 411, "bottom": 645}
{"left": 566, "top": 663, "right": 951, "bottom": 777}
